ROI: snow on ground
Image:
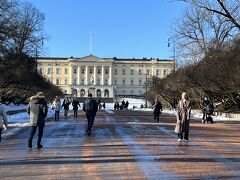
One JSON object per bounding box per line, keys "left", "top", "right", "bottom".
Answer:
{"left": 2, "top": 98, "right": 240, "bottom": 139}
{"left": 3, "top": 103, "right": 27, "bottom": 112}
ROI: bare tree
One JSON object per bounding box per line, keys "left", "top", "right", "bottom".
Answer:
{"left": 172, "top": 0, "right": 236, "bottom": 64}
{"left": 0, "top": 0, "right": 45, "bottom": 57}
{"left": 172, "top": 0, "right": 240, "bottom": 30}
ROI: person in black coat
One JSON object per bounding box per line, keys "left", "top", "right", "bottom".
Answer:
{"left": 62, "top": 97, "right": 71, "bottom": 118}
{"left": 83, "top": 93, "right": 98, "bottom": 136}
{"left": 201, "top": 97, "right": 210, "bottom": 121}
{"left": 152, "top": 98, "right": 163, "bottom": 123}
{"left": 72, "top": 97, "right": 81, "bottom": 118}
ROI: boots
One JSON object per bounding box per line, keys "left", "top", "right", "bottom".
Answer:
{"left": 28, "top": 140, "right": 32, "bottom": 148}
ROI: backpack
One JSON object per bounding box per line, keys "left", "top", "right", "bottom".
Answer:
{"left": 85, "top": 99, "right": 94, "bottom": 111}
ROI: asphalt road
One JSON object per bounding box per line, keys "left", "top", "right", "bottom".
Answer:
{"left": 0, "top": 110, "right": 240, "bottom": 179}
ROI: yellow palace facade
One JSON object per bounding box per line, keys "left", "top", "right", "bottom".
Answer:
{"left": 37, "top": 55, "right": 174, "bottom": 98}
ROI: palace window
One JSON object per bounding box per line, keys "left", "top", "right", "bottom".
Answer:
{"left": 138, "top": 79, "right": 142, "bottom": 86}
{"left": 130, "top": 79, "right": 134, "bottom": 86}
{"left": 56, "top": 79, "right": 60, "bottom": 85}
{"left": 105, "top": 79, "right": 108, "bottom": 85}
{"left": 97, "top": 69, "right": 101, "bottom": 74}
{"left": 122, "top": 69, "right": 126, "bottom": 75}
{"left": 156, "top": 70, "right": 159, "bottom": 76}
{"left": 81, "top": 79, "right": 85, "bottom": 85}
{"left": 65, "top": 79, "right": 68, "bottom": 85}
{"left": 130, "top": 69, "right": 134, "bottom": 75}
{"left": 138, "top": 69, "right": 142, "bottom": 75}
{"left": 130, "top": 90, "right": 134, "bottom": 95}
{"left": 73, "top": 78, "right": 77, "bottom": 85}
{"left": 105, "top": 69, "right": 109, "bottom": 74}
{"left": 114, "top": 80, "right": 117, "bottom": 86}
{"left": 114, "top": 69, "right": 118, "bottom": 75}
{"left": 122, "top": 90, "right": 126, "bottom": 95}
{"left": 139, "top": 90, "right": 143, "bottom": 95}
{"left": 163, "top": 69, "right": 168, "bottom": 76}
{"left": 122, "top": 79, "right": 126, "bottom": 86}
{"left": 81, "top": 69, "right": 85, "bottom": 74}
{"left": 65, "top": 68, "right": 68, "bottom": 74}
{"left": 89, "top": 68, "right": 93, "bottom": 74}
{"left": 97, "top": 79, "right": 101, "bottom": 85}
{"left": 74, "top": 68, "right": 77, "bottom": 74}
{"left": 56, "top": 68, "right": 61, "bottom": 74}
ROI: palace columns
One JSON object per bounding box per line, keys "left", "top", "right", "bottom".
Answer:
{"left": 109, "top": 66, "right": 112, "bottom": 85}
{"left": 77, "top": 66, "right": 81, "bottom": 85}
{"left": 101, "top": 66, "right": 104, "bottom": 85}
{"left": 85, "top": 66, "right": 88, "bottom": 85}
{"left": 69, "top": 66, "right": 72, "bottom": 85}
{"left": 94, "top": 66, "right": 97, "bottom": 85}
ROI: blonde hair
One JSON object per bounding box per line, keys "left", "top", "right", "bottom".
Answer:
{"left": 181, "top": 92, "right": 189, "bottom": 100}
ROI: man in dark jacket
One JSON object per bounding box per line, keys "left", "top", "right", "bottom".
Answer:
{"left": 83, "top": 93, "right": 98, "bottom": 136}
{"left": 152, "top": 98, "right": 163, "bottom": 123}
{"left": 201, "top": 97, "right": 210, "bottom": 122}
{"left": 72, "top": 97, "right": 81, "bottom": 118}
{"left": 27, "top": 92, "right": 48, "bottom": 149}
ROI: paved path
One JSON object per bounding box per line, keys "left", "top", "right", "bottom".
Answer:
{"left": 0, "top": 110, "right": 240, "bottom": 179}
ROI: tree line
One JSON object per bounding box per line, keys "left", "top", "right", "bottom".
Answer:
{"left": 0, "top": 0, "right": 62, "bottom": 104}
{"left": 148, "top": 0, "right": 240, "bottom": 111}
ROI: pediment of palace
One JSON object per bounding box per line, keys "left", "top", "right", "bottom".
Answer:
{"left": 68, "top": 55, "right": 113, "bottom": 65}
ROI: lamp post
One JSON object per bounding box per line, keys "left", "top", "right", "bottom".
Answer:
{"left": 168, "top": 38, "right": 176, "bottom": 109}
{"left": 142, "top": 62, "right": 148, "bottom": 108}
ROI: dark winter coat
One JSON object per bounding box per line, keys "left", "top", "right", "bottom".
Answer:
{"left": 83, "top": 98, "right": 98, "bottom": 116}
{"left": 174, "top": 100, "right": 191, "bottom": 133}
{"left": 202, "top": 100, "right": 210, "bottom": 111}
{"left": 62, "top": 99, "right": 71, "bottom": 110}
{"left": 152, "top": 100, "right": 163, "bottom": 115}
{"left": 27, "top": 95, "right": 48, "bottom": 127}
{"left": 72, "top": 100, "right": 81, "bottom": 110}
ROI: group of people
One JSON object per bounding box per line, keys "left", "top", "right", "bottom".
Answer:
{"left": 0, "top": 91, "right": 213, "bottom": 147}
{"left": 51, "top": 96, "right": 81, "bottom": 120}
{"left": 114, "top": 100, "right": 129, "bottom": 110}
{"left": 25, "top": 92, "right": 98, "bottom": 149}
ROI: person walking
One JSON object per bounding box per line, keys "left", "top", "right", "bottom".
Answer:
{"left": 0, "top": 96, "right": 8, "bottom": 142}
{"left": 72, "top": 97, "right": 81, "bottom": 118}
{"left": 83, "top": 93, "right": 98, "bottom": 136}
{"left": 152, "top": 98, "right": 163, "bottom": 123}
{"left": 62, "top": 97, "right": 71, "bottom": 118}
{"left": 174, "top": 92, "right": 191, "bottom": 142}
{"left": 201, "top": 97, "right": 210, "bottom": 122}
{"left": 27, "top": 92, "right": 48, "bottom": 148}
{"left": 51, "top": 96, "right": 61, "bottom": 121}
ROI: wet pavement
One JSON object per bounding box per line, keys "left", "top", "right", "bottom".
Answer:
{"left": 0, "top": 110, "right": 240, "bottom": 179}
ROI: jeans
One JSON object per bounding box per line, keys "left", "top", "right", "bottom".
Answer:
{"left": 28, "top": 126, "right": 44, "bottom": 145}
{"left": 178, "top": 132, "right": 189, "bottom": 140}
{"left": 55, "top": 110, "right": 59, "bottom": 120}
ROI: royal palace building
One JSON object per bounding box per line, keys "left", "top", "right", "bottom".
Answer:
{"left": 37, "top": 55, "right": 174, "bottom": 99}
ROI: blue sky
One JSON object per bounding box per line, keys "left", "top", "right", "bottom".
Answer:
{"left": 26, "top": 0, "right": 186, "bottom": 59}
